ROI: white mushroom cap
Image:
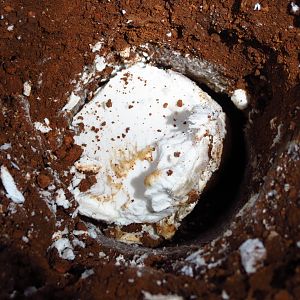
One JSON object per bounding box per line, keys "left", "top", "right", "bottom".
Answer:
{"left": 71, "top": 63, "right": 226, "bottom": 232}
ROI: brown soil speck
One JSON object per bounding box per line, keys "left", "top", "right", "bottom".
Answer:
{"left": 51, "top": 257, "right": 72, "bottom": 274}
{"left": 64, "top": 135, "right": 74, "bottom": 147}
{"left": 28, "top": 11, "right": 36, "bottom": 18}
{"left": 176, "top": 100, "right": 183, "bottom": 107}
{"left": 106, "top": 99, "right": 112, "bottom": 108}
{"left": 3, "top": 5, "right": 13, "bottom": 12}
{"left": 187, "top": 190, "right": 199, "bottom": 204}
{"left": 166, "top": 170, "right": 173, "bottom": 176}
{"left": 79, "top": 175, "right": 97, "bottom": 192}
{"left": 37, "top": 174, "right": 51, "bottom": 189}
{"left": 76, "top": 222, "right": 87, "bottom": 231}
{"left": 63, "top": 145, "right": 83, "bottom": 165}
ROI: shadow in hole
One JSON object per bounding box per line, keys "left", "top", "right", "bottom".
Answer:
{"left": 161, "top": 83, "right": 248, "bottom": 247}
{"left": 0, "top": 242, "right": 94, "bottom": 299}
{"left": 0, "top": 243, "right": 45, "bottom": 298}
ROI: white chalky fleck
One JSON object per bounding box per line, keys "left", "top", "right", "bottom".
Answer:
{"left": 55, "top": 188, "right": 70, "bottom": 209}
{"left": 0, "top": 143, "right": 11, "bottom": 151}
{"left": 23, "top": 81, "right": 31, "bottom": 97}
{"left": 94, "top": 55, "right": 107, "bottom": 72}
{"left": 87, "top": 227, "right": 98, "bottom": 239}
{"left": 222, "top": 290, "right": 230, "bottom": 300}
{"left": 296, "top": 241, "right": 300, "bottom": 248}
{"left": 0, "top": 165, "right": 25, "bottom": 204}
{"left": 24, "top": 287, "right": 38, "bottom": 297}
{"left": 52, "top": 238, "right": 75, "bottom": 260}
{"left": 141, "top": 224, "right": 160, "bottom": 240}
{"left": 73, "top": 230, "right": 87, "bottom": 236}
{"left": 72, "top": 63, "right": 226, "bottom": 232}
{"left": 81, "top": 269, "right": 94, "bottom": 279}
{"left": 223, "top": 229, "right": 232, "bottom": 237}
{"left": 254, "top": 3, "right": 261, "bottom": 11}
{"left": 34, "top": 121, "right": 52, "bottom": 133}
{"left": 267, "top": 190, "right": 277, "bottom": 198}
{"left": 44, "top": 118, "right": 50, "bottom": 126}
{"left": 271, "top": 124, "right": 283, "bottom": 147}
{"left": 90, "top": 41, "right": 103, "bottom": 52}
{"left": 290, "top": 2, "right": 300, "bottom": 15}
{"left": 22, "top": 236, "right": 29, "bottom": 243}
{"left": 7, "top": 203, "right": 17, "bottom": 214}
{"left": 231, "top": 89, "right": 249, "bottom": 110}
{"left": 239, "top": 238, "right": 266, "bottom": 274}
{"left": 284, "top": 184, "right": 290, "bottom": 192}
{"left": 62, "top": 54, "right": 109, "bottom": 113}
{"left": 52, "top": 227, "right": 69, "bottom": 240}
{"left": 99, "top": 251, "right": 107, "bottom": 258}
{"left": 11, "top": 161, "right": 20, "bottom": 170}
{"left": 185, "top": 249, "right": 206, "bottom": 267}
{"left": 129, "top": 254, "right": 148, "bottom": 268}
{"left": 7, "top": 24, "right": 14, "bottom": 31}
{"left": 207, "top": 259, "right": 224, "bottom": 269}
{"left": 181, "top": 265, "right": 194, "bottom": 277}
{"left": 72, "top": 238, "right": 86, "bottom": 248}
{"left": 119, "top": 47, "right": 131, "bottom": 58}
{"left": 63, "top": 92, "right": 81, "bottom": 112}
{"left": 115, "top": 254, "right": 126, "bottom": 266}
{"left": 287, "top": 141, "right": 300, "bottom": 161}
{"left": 143, "top": 291, "right": 183, "bottom": 300}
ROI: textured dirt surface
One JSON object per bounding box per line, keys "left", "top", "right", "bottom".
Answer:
{"left": 0, "top": 0, "right": 300, "bottom": 299}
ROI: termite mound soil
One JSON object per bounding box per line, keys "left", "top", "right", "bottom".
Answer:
{"left": 0, "top": 1, "right": 299, "bottom": 299}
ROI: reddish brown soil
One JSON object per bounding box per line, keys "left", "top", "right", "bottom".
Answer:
{"left": 0, "top": 1, "right": 300, "bottom": 299}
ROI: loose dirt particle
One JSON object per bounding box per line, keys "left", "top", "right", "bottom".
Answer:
{"left": 176, "top": 100, "right": 183, "bottom": 107}
{"left": 37, "top": 174, "right": 51, "bottom": 189}
{"left": 106, "top": 99, "right": 112, "bottom": 108}
{"left": 174, "top": 152, "right": 181, "bottom": 157}
{"left": 166, "top": 170, "right": 173, "bottom": 176}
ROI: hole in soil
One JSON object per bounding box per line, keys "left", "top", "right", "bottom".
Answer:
{"left": 219, "top": 29, "right": 239, "bottom": 48}
{"left": 75, "top": 60, "right": 248, "bottom": 252}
